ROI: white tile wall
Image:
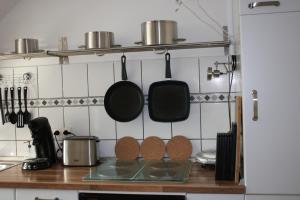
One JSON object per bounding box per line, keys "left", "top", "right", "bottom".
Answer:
{"left": 90, "top": 106, "right": 116, "bottom": 139}
{"left": 38, "top": 65, "right": 62, "bottom": 98}
{"left": 171, "top": 57, "right": 200, "bottom": 93}
{"left": 64, "top": 106, "right": 89, "bottom": 135}
{"left": 88, "top": 62, "right": 114, "bottom": 96}
{"left": 63, "top": 64, "right": 88, "bottom": 97}
{"left": 0, "top": 55, "right": 240, "bottom": 158}
{"left": 201, "top": 102, "right": 235, "bottom": 139}
{"left": 0, "top": 141, "right": 16, "bottom": 156}
{"left": 0, "top": 124, "right": 15, "bottom": 140}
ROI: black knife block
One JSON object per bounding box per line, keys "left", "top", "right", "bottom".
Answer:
{"left": 215, "top": 123, "right": 237, "bottom": 181}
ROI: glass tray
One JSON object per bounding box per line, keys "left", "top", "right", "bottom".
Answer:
{"left": 83, "top": 159, "right": 192, "bottom": 183}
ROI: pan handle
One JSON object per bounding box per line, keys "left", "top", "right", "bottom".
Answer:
{"left": 121, "top": 55, "right": 128, "bottom": 80}
{"left": 165, "top": 52, "right": 172, "bottom": 79}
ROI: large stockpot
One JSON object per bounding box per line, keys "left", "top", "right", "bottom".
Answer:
{"left": 135, "top": 20, "right": 185, "bottom": 46}
{"left": 79, "top": 31, "right": 120, "bottom": 49}
{"left": 15, "top": 38, "right": 40, "bottom": 54}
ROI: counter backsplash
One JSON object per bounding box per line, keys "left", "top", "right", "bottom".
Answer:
{"left": 0, "top": 55, "right": 240, "bottom": 158}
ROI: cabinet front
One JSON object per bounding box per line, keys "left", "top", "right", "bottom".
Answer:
{"left": 240, "top": 11, "right": 300, "bottom": 194}
{"left": 240, "top": 0, "right": 300, "bottom": 15}
{"left": 16, "top": 189, "right": 77, "bottom": 200}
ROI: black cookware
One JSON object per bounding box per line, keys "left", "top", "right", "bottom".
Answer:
{"left": 148, "top": 53, "right": 190, "bottom": 122}
{"left": 0, "top": 88, "right": 5, "bottom": 125}
{"left": 9, "top": 87, "right": 17, "bottom": 124}
{"left": 104, "top": 55, "right": 144, "bottom": 122}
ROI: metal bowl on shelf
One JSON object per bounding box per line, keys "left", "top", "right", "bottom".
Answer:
{"left": 14, "top": 38, "right": 43, "bottom": 54}
{"left": 135, "top": 20, "right": 186, "bottom": 46}
{"left": 79, "top": 31, "right": 121, "bottom": 49}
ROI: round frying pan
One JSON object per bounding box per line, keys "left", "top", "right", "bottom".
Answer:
{"left": 104, "top": 55, "right": 144, "bottom": 122}
{"left": 148, "top": 53, "right": 190, "bottom": 122}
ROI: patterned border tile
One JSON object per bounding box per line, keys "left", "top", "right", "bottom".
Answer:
{"left": 0, "top": 93, "right": 239, "bottom": 108}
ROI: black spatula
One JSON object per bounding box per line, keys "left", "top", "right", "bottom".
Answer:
{"left": 23, "top": 87, "right": 31, "bottom": 124}
{"left": 16, "top": 87, "right": 24, "bottom": 128}
{"left": 4, "top": 87, "right": 10, "bottom": 123}
{"left": 9, "top": 87, "right": 17, "bottom": 124}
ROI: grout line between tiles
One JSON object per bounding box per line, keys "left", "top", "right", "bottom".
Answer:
{"left": 140, "top": 60, "right": 145, "bottom": 140}
{"left": 86, "top": 64, "right": 91, "bottom": 136}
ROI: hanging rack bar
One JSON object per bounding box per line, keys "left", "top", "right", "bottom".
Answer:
{"left": 47, "top": 41, "right": 230, "bottom": 57}
{"left": 0, "top": 40, "right": 230, "bottom": 61}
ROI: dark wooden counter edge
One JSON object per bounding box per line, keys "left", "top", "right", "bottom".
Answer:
{"left": 0, "top": 164, "right": 245, "bottom": 194}
{"left": 0, "top": 181, "right": 245, "bottom": 193}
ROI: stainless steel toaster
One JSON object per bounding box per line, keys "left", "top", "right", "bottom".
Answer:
{"left": 63, "top": 136, "right": 99, "bottom": 166}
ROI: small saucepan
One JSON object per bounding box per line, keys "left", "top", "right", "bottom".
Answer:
{"left": 135, "top": 20, "right": 186, "bottom": 46}
{"left": 14, "top": 38, "right": 42, "bottom": 54}
{"left": 79, "top": 31, "right": 121, "bottom": 49}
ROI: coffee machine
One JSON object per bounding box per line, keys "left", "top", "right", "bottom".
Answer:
{"left": 22, "top": 117, "right": 57, "bottom": 170}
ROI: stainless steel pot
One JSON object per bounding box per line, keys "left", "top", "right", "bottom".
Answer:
{"left": 15, "top": 38, "right": 40, "bottom": 54}
{"left": 79, "top": 31, "right": 120, "bottom": 49}
{"left": 135, "top": 20, "right": 186, "bottom": 46}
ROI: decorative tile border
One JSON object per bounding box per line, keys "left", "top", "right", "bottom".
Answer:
{"left": 1, "top": 93, "right": 239, "bottom": 108}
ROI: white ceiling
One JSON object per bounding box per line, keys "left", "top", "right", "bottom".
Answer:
{"left": 0, "top": 0, "right": 20, "bottom": 20}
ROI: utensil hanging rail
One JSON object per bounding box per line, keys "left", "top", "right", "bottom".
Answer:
{"left": 47, "top": 41, "right": 230, "bottom": 57}
{"left": 0, "top": 41, "right": 230, "bottom": 61}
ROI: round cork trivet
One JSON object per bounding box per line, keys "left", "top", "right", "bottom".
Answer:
{"left": 115, "top": 136, "right": 139, "bottom": 160}
{"left": 166, "top": 135, "right": 192, "bottom": 160}
{"left": 140, "top": 136, "right": 165, "bottom": 160}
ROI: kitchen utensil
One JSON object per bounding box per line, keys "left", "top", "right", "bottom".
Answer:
{"left": 79, "top": 31, "right": 121, "bottom": 49}
{"left": 195, "top": 150, "right": 216, "bottom": 165}
{"left": 14, "top": 38, "right": 42, "bottom": 54}
{"left": 63, "top": 136, "right": 98, "bottom": 166}
{"left": 23, "top": 87, "right": 31, "bottom": 124}
{"left": 166, "top": 135, "right": 192, "bottom": 160}
{"left": 4, "top": 87, "right": 10, "bottom": 123}
{"left": 9, "top": 87, "right": 17, "bottom": 124}
{"left": 148, "top": 53, "right": 190, "bottom": 122}
{"left": 115, "top": 136, "right": 139, "bottom": 160}
{"left": 104, "top": 55, "right": 144, "bottom": 122}
{"left": 140, "top": 136, "right": 165, "bottom": 160}
{"left": 0, "top": 88, "right": 5, "bottom": 125}
{"left": 135, "top": 20, "right": 186, "bottom": 46}
{"left": 16, "top": 87, "right": 24, "bottom": 128}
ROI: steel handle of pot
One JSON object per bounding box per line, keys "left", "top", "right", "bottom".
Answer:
{"left": 121, "top": 55, "right": 128, "bottom": 80}
{"left": 78, "top": 45, "right": 86, "bottom": 49}
{"left": 248, "top": 1, "right": 280, "bottom": 9}
{"left": 252, "top": 89, "right": 258, "bottom": 121}
{"left": 165, "top": 53, "right": 171, "bottom": 79}
{"left": 173, "top": 38, "right": 186, "bottom": 42}
{"left": 34, "top": 197, "right": 59, "bottom": 200}
{"left": 134, "top": 41, "right": 143, "bottom": 45}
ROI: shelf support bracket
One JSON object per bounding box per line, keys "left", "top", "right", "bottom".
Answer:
{"left": 223, "top": 26, "right": 229, "bottom": 56}
{"left": 58, "top": 37, "right": 69, "bottom": 64}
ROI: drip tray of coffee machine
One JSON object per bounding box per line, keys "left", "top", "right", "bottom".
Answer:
{"left": 22, "top": 158, "right": 51, "bottom": 170}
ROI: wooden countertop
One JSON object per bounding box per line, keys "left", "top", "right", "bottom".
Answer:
{"left": 0, "top": 163, "right": 245, "bottom": 194}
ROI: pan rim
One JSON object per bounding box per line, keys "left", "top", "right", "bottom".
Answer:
{"left": 104, "top": 80, "right": 144, "bottom": 122}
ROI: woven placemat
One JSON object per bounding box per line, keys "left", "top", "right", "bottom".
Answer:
{"left": 140, "top": 136, "right": 165, "bottom": 160}
{"left": 166, "top": 135, "right": 192, "bottom": 160}
{"left": 115, "top": 136, "right": 140, "bottom": 160}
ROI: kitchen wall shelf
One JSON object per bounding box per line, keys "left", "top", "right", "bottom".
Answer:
{"left": 0, "top": 40, "right": 230, "bottom": 62}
